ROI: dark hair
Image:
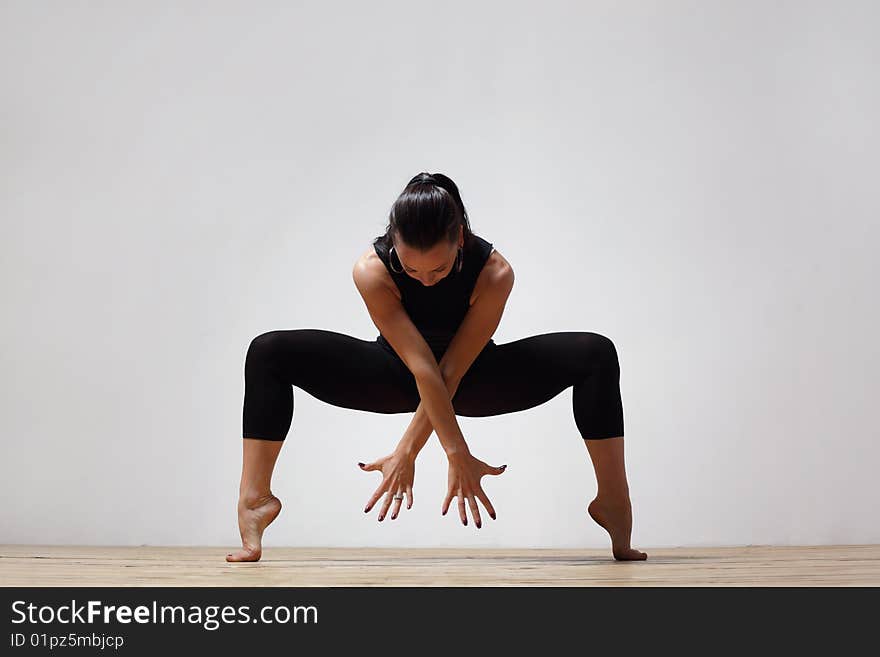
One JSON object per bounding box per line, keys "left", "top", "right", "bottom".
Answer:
{"left": 373, "top": 172, "right": 475, "bottom": 253}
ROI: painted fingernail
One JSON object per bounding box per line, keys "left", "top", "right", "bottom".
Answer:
{"left": 358, "top": 462, "right": 365, "bottom": 467}
{"left": 364, "top": 507, "right": 369, "bottom": 513}
{"left": 463, "top": 518, "right": 468, "bottom": 526}
{"left": 378, "top": 515, "right": 384, "bottom": 521}
{"left": 476, "top": 522, "right": 482, "bottom": 528}
{"left": 491, "top": 513, "right": 496, "bottom": 520}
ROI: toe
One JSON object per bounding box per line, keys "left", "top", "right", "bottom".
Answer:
{"left": 226, "top": 547, "right": 261, "bottom": 562}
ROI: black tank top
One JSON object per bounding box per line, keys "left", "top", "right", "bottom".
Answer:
{"left": 373, "top": 234, "right": 495, "bottom": 360}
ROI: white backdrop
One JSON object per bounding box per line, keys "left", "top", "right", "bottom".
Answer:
{"left": 2, "top": 1, "right": 877, "bottom": 549}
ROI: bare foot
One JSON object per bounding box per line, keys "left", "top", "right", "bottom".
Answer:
{"left": 588, "top": 496, "right": 648, "bottom": 561}
{"left": 226, "top": 494, "right": 282, "bottom": 562}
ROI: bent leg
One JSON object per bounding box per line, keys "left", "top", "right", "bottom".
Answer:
{"left": 451, "top": 331, "right": 644, "bottom": 559}
{"left": 242, "top": 329, "right": 419, "bottom": 441}
{"left": 233, "top": 328, "right": 418, "bottom": 562}
{"left": 451, "top": 331, "right": 624, "bottom": 440}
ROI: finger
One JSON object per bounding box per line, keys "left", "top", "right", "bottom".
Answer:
{"left": 390, "top": 492, "right": 403, "bottom": 520}
{"left": 442, "top": 490, "right": 454, "bottom": 516}
{"left": 378, "top": 490, "right": 395, "bottom": 521}
{"left": 458, "top": 492, "right": 467, "bottom": 526}
{"left": 406, "top": 484, "right": 413, "bottom": 510}
{"left": 487, "top": 464, "right": 508, "bottom": 476}
{"left": 467, "top": 495, "right": 482, "bottom": 528}
{"left": 364, "top": 481, "right": 388, "bottom": 513}
{"left": 475, "top": 487, "right": 496, "bottom": 520}
{"left": 358, "top": 461, "right": 379, "bottom": 472}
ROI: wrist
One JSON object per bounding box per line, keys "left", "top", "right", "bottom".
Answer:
{"left": 397, "top": 442, "right": 421, "bottom": 460}
{"left": 444, "top": 443, "right": 471, "bottom": 460}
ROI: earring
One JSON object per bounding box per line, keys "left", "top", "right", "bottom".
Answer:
{"left": 456, "top": 246, "right": 464, "bottom": 273}
{"left": 388, "top": 245, "right": 404, "bottom": 274}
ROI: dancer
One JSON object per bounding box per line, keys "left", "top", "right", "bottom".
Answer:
{"left": 228, "top": 172, "right": 647, "bottom": 562}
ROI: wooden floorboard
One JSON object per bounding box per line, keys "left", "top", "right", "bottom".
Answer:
{"left": 1, "top": 545, "right": 878, "bottom": 586}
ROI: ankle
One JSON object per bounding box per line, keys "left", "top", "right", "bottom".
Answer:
{"left": 594, "top": 491, "right": 631, "bottom": 507}
{"left": 239, "top": 489, "right": 275, "bottom": 506}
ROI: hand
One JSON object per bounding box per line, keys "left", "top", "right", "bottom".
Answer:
{"left": 442, "top": 451, "right": 507, "bottom": 528}
{"left": 358, "top": 448, "right": 416, "bottom": 522}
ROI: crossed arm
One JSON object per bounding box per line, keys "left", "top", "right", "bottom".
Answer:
{"left": 396, "top": 263, "right": 515, "bottom": 458}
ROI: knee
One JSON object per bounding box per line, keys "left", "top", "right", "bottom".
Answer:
{"left": 245, "top": 330, "right": 286, "bottom": 367}
{"left": 579, "top": 332, "right": 620, "bottom": 372}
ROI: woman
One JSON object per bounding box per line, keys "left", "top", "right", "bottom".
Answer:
{"left": 228, "top": 172, "right": 647, "bottom": 563}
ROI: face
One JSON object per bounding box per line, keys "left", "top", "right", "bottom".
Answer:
{"left": 393, "top": 228, "right": 463, "bottom": 286}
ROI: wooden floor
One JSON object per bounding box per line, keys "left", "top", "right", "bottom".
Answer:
{"left": 1, "top": 545, "right": 878, "bottom": 586}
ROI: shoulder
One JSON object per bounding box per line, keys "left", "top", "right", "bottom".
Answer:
{"left": 470, "top": 248, "right": 514, "bottom": 305}
{"left": 353, "top": 246, "right": 401, "bottom": 301}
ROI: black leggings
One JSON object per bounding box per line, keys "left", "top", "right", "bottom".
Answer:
{"left": 242, "top": 329, "right": 624, "bottom": 442}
